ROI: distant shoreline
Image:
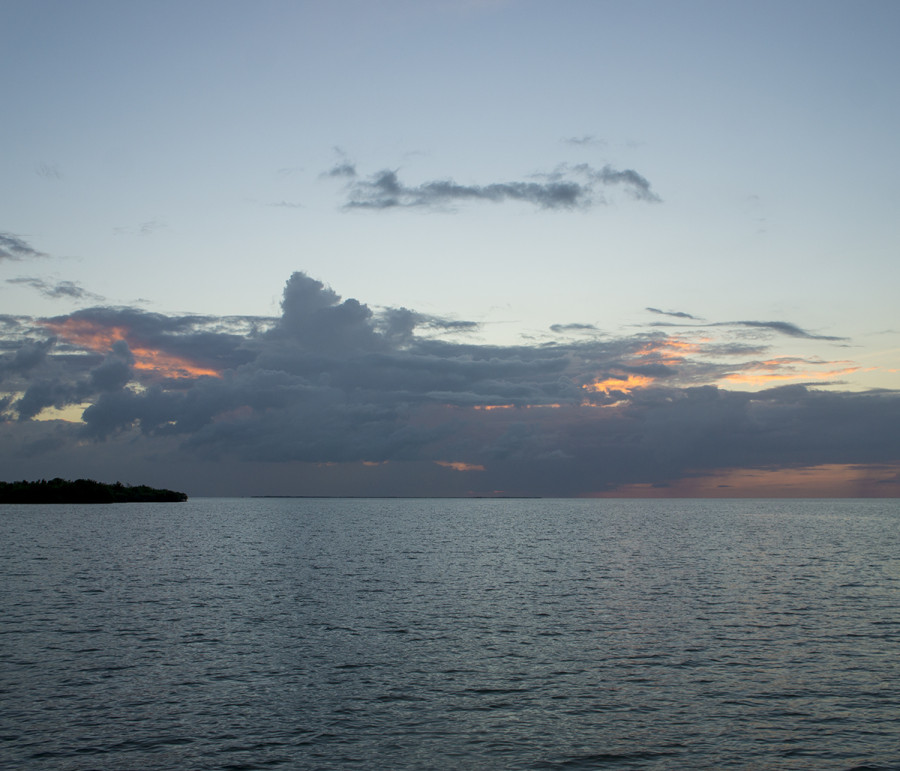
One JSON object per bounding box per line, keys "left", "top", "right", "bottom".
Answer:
{"left": 249, "top": 495, "right": 542, "bottom": 499}
{"left": 0, "top": 478, "right": 188, "bottom": 504}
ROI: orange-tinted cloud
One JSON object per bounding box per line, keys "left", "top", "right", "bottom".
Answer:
{"left": 42, "top": 318, "right": 220, "bottom": 379}
{"left": 589, "top": 463, "right": 900, "bottom": 498}
{"left": 436, "top": 461, "right": 486, "bottom": 472}
{"left": 632, "top": 337, "right": 704, "bottom": 365}
{"left": 720, "top": 359, "right": 865, "bottom": 387}
{"left": 583, "top": 373, "right": 654, "bottom": 395}
{"left": 471, "top": 403, "right": 561, "bottom": 410}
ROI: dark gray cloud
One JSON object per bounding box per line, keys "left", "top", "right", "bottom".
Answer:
{"left": 38, "top": 306, "right": 264, "bottom": 374}
{"left": 333, "top": 162, "right": 660, "bottom": 210}
{"left": 647, "top": 307, "right": 699, "bottom": 320}
{"left": 7, "top": 277, "right": 104, "bottom": 302}
{"left": 0, "top": 233, "right": 46, "bottom": 261}
{"left": 648, "top": 315, "right": 846, "bottom": 342}
{"left": 722, "top": 320, "right": 847, "bottom": 341}
{"left": 550, "top": 323, "right": 599, "bottom": 333}
{"left": 566, "top": 164, "right": 659, "bottom": 202}
{"left": 0, "top": 271, "right": 895, "bottom": 496}
{"left": 376, "top": 308, "right": 479, "bottom": 345}
{"left": 0, "top": 338, "right": 57, "bottom": 390}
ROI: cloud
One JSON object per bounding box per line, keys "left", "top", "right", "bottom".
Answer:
{"left": 647, "top": 307, "right": 699, "bottom": 320}
{"left": 722, "top": 320, "right": 847, "bottom": 341}
{"left": 549, "top": 323, "right": 599, "bottom": 334}
{"left": 6, "top": 277, "right": 104, "bottom": 302}
{"left": 113, "top": 220, "right": 165, "bottom": 236}
{"left": 333, "top": 162, "right": 660, "bottom": 211}
{"left": 0, "top": 233, "right": 47, "bottom": 261}
{"left": 562, "top": 135, "right": 606, "bottom": 146}
{"left": 323, "top": 162, "right": 358, "bottom": 179}
{"left": 1, "top": 271, "right": 896, "bottom": 496}
{"left": 647, "top": 315, "right": 846, "bottom": 341}
{"left": 36, "top": 162, "right": 62, "bottom": 180}
{"left": 566, "top": 164, "right": 659, "bottom": 202}
{"left": 435, "top": 461, "right": 485, "bottom": 472}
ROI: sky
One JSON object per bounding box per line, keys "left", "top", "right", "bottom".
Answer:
{"left": 1, "top": 0, "right": 899, "bottom": 497}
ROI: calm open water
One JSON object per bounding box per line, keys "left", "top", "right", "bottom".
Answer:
{"left": 1, "top": 497, "right": 899, "bottom": 770}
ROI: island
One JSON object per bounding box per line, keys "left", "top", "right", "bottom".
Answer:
{"left": 0, "top": 478, "right": 188, "bottom": 504}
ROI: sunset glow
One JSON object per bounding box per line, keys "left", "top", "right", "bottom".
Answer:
{"left": 42, "top": 318, "right": 221, "bottom": 379}
{"left": 2, "top": 0, "right": 898, "bottom": 501}
{"left": 720, "top": 361, "right": 865, "bottom": 387}
{"left": 633, "top": 337, "right": 704, "bottom": 365}
{"left": 583, "top": 373, "right": 655, "bottom": 395}
{"left": 435, "top": 461, "right": 486, "bottom": 472}
{"left": 471, "top": 403, "right": 562, "bottom": 411}
{"left": 590, "top": 463, "right": 900, "bottom": 498}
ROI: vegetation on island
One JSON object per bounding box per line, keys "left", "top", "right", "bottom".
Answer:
{"left": 0, "top": 478, "right": 188, "bottom": 504}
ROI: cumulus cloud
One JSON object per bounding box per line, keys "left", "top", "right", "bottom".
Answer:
{"left": 1, "top": 271, "right": 896, "bottom": 496}
{"left": 0, "top": 233, "right": 47, "bottom": 261}
{"left": 332, "top": 162, "right": 660, "bottom": 211}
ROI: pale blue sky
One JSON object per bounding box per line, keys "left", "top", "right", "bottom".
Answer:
{"left": 4, "top": 1, "right": 898, "bottom": 379}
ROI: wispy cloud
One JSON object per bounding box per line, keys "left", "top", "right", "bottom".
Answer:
{"left": 562, "top": 135, "right": 606, "bottom": 147}
{"left": 113, "top": 220, "right": 166, "bottom": 236}
{"left": 6, "top": 277, "right": 104, "bottom": 302}
{"left": 35, "top": 162, "right": 62, "bottom": 180}
{"left": 648, "top": 314, "right": 846, "bottom": 342}
{"left": 647, "top": 307, "right": 699, "bottom": 320}
{"left": 721, "top": 320, "right": 847, "bottom": 341}
{"left": 322, "top": 162, "right": 357, "bottom": 179}
{"left": 0, "top": 233, "right": 47, "bottom": 261}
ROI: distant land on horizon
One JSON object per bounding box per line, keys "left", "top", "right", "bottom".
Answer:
{"left": 0, "top": 478, "right": 188, "bottom": 504}
{"left": 249, "top": 495, "right": 543, "bottom": 500}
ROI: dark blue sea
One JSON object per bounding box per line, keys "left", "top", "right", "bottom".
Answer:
{"left": 2, "top": 498, "right": 899, "bottom": 770}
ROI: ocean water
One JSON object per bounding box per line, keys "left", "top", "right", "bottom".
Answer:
{"left": 1, "top": 497, "right": 898, "bottom": 770}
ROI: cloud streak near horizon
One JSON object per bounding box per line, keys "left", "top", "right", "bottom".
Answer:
{"left": 1, "top": 272, "right": 897, "bottom": 496}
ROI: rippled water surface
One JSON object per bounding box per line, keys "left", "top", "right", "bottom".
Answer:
{"left": 2, "top": 498, "right": 899, "bottom": 769}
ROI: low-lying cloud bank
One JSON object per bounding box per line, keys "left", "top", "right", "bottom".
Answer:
{"left": 1, "top": 272, "right": 898, "bottom": 496}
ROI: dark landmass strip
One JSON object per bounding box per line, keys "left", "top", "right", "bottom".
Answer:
{"left": 250, "top": 495, "right": 542, "bottom": 499}
{"left": 0, "top": 478, "right": 188, "bottom": 504}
